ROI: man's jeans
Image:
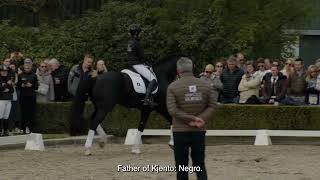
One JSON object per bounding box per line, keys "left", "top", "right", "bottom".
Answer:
{"left": 222, "top": 96, "right": 240, "bottom": 104}
{"left": 281, "top": 96, "right": 305, "bottom": 105}
{"left": 173, "top": 131, "right": 207, "bottom": 180}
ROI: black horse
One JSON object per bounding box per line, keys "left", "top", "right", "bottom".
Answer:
{"left": 84, "top": 55, "right": 182, "bottom": 155}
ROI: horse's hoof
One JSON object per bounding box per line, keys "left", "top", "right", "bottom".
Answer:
{"left": 168, "top": 140, "right": 174, "bottom": 150}
{"left": 84, "top": 148, "right": 92, "bottom": 156}
{"left": 131, "top": 146, "right": 141, "bottom": 154}
{"left": 98, "top": 136, "right": 107, "bottom": 148}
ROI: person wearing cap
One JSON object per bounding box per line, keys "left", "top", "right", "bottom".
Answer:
{"left": 167, "top": 57, "right": 217, "bottom": 180}
{"left": 0, "top": 65, "right": 14, "bottom": 136}
{"left": 49, "top": 58, "right": 71, "bottom": 101}
{"left": 17, "top": 62, "right": 39, "bottom": 134}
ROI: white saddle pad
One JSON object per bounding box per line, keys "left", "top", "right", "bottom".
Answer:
{"left": 121, "top": 69, "right": 158, "bottom": 94}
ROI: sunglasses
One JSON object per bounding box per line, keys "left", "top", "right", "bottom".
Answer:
{"left": 205, "top": 71, "right": 213, "bottom": 74}
{"left": 40, "top": 66, "right": 47, "bottom": 68}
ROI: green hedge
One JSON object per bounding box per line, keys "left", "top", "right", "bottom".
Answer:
{"left": 34, "top": 103, "right": 320, "bottom": 136}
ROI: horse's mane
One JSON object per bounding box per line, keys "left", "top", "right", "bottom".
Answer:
{"left": 152, "top": 54, "right": 189, "bottom": 69}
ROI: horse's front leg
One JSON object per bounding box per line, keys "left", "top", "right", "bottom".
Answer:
{"left": 84, "top": 108, "right": 108, "bottom": 156}
{"left": 132, "top": 108, "right": 151, "bottom": 154}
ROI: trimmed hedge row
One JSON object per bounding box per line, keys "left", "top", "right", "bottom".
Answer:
{"left": 34, "top": 103, "right": 320, "bottom": 136}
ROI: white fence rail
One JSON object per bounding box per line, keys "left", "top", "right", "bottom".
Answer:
{"left": 125, "top": 129, "right": 320, "bottom": 146}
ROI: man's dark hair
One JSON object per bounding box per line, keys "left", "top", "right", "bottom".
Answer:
{"left": 295, "top": 58, "right": 304, "bottom": 64}
{"left": 256, "top": 58, "right": 264, "bottom": 64}
{"left": 84, "top": 53, "right": 94, "bottom": 60}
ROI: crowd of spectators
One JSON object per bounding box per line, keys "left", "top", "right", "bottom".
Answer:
{"left": 1, "top": 49, "right": 320, "bottom": 137}
{"left": 199, "top": 53, "right": 320, "bottom": 106}
{"left": 0, "top": 50, "right": 107, "bottom": 136}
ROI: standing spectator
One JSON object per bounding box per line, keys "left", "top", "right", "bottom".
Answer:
{"left": 49, "top": 58, "right": 71, "bottom": 101}
{"left": 214, "top": 62, "right": 224, "bottom": 102}
{"left": 68, "top": 54, "right": 95, "bottom": 136}
{"left": 200, "top": 64, "right": 222, "bottom": 101}
{"left": 2, "top": 57, "right": 15, "bottom": 79}
{"left": 286, "top": 58, "right": 307, "bottom": 105}
{"left": 254, "top": 58, "right": 271, "bottom": 82}
{"left": 3, "top": 57, "right": 11, "bottom": 67}
{"left": 96, "top": 60, "right": 108, "bottom": 74}
{"left": 17, "top": 62, "right": 39, "bottom": 134}
{"left": 21, "top": 58, "right": 37, "bottom": 73}
{"left": 238, "top": 61, "right": 261, "bottom": 103}
{"left": 10, "top": 49, "right": 24, "bottom": 67}
{"left": 281, "top": 58, "right": 294, "bottom": 78}
{"left": 306, "top": 65, "right": 320, "bottom": 105}
{"left": 236, "top": 52, "right": 246, "bottom": 72}
{"left": 199, "top": 64, "right": 214, "bottom": 78}
{"left": 36, "top": 62, "right": 55, "bottom": 103}
{"left": 0, "top": 65, "right": 14, "bottom": 136}
{"left": 264, "top": 58, "right": 272, "bottom": 70}
{"left": 220, "top": 56, "right": 244, "bottom": 103}
{"left": 167, "top": 57, "right": 216, "bottom": 180}
{"left": 261, "top": 65, "right": 287, "bottom": 104}
{"left": 8, "top": 63, "right": 21, "bottom": 134}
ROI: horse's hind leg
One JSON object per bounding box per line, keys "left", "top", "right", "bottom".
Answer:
{"left": 84, "top": 108, "right": 108, "bottom": 155}
{"left": 132, "top": 108, "right": 151, "bottom": 154}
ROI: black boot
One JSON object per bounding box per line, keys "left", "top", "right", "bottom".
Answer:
{"left": 143, "top": 79, "right": 158, "bottom": 107}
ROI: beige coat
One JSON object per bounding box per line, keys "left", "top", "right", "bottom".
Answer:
{"left": 238, "top": 74, "right": 261, "bottom": 103}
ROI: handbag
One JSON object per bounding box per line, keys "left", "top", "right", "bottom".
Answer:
{"left": 37, "top": 82, "right": 49, "bottom": 95}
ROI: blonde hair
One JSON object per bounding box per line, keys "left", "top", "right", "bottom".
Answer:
{"left": 306, "top": 65, "right": 319, "bottom": 81}
{"left": 205, "top": 64, "right": 214, "bottom": 72}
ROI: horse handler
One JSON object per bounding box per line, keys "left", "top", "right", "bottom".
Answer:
{"left": 166, "top": 57, "right": 217, "bottom": 180}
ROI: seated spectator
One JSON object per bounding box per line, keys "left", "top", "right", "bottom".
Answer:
{"left": 238, "top": 61, "right": 261, "bottom": 103}
{"left": 17, "top": 62, "right": 39, "bottom": 134}
{"left": 0, "top": 65, "right": 14, "bottom": 136}
{"left": 220, "top": 56, "right": 244, "bottom": 103}
{"left": 281, "top": 58, "right": 294, "bottom": 78}
{"left": 96, "top": 60, "right": 108, "bottom": 75}
{"left": 306, "top": 65, "right": 320, "bottom": 105}
{"left": 49, "top": 58, "right": 71, "bottom": 101}
{"left": 261, "top": 65, "right": 287, "bottom": 104}
{"left": 286, "top": 58, "right": 307, "bottom": 105}
{"left": 36, "top": 62, "right": 55, "bottom": 103}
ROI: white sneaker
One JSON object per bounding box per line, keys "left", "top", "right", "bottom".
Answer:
{"left": 25, "top": 127, "right": 30, "bottom": 134}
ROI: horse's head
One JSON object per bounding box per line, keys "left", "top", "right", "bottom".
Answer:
{"left": 152, "top": 55, "right": 182, "bottom": 88}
